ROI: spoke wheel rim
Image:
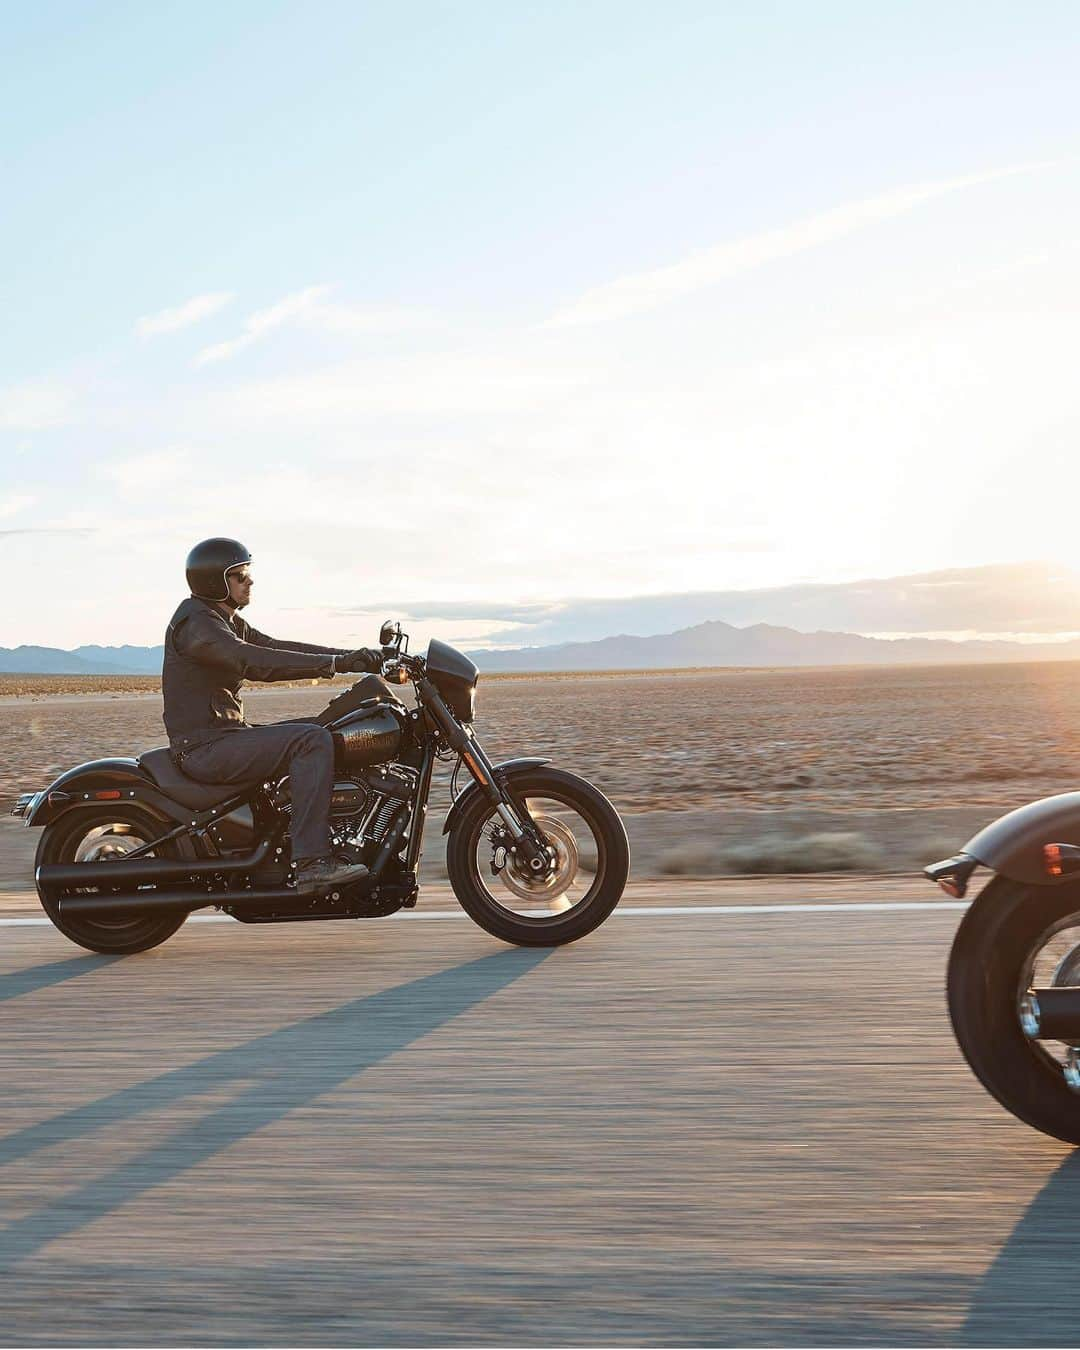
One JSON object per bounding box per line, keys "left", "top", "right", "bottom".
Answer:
{"left": 69, "top": 823, "right": 157, "bottom": 931}
{"left": 472, "top": 791, "right": 606, "bottom": 920}
{"left": 1018, "top": 911, "right": 1080, "bottom": 1078}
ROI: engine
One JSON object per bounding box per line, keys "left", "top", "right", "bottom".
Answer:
{"left": 328, "top": 763, "right": 417, "bottom": 861}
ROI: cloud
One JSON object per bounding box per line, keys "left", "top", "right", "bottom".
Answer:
{"left": 361, "top": 600, "right": 562, "bottom": 623}
{"left": 547, "top": 160, "right": 1059, "bottom": 326}
{"left": 0, "top": 494, "right": 35, "bottom": 520}
{"left": 196, "top": 286, "right": 330, "bottom": 365}
{"left": 0, "top": 381, "right": 74, "bottom": 430}
{"left": 194, "top": 286, "right": 438, "bottom": 365}
{"left": 318, "top": 562, "right": 1080, "bottom": 647}
{"left": 135, "top": 292, "right": 235, "bottom": 338}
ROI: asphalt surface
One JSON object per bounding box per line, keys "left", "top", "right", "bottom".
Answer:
{"left": 0, "top": 882, "right": 1077, "bottom": 1346}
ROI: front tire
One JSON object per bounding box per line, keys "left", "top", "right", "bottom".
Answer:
{"left": 446, "top": 766, "right": 629, "bottom": 947}
{"left": 948, "top": 874, "right": 1080, "bottom": 1144}
{"left": 35, "top": 807, "right": 188, "bottom": 955}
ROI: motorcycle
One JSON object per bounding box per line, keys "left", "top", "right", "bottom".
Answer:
{"left": 12, "top": 622, "right": 630, "bottom": 957}
{"left": 928, "top": 797, "right": 1080, "bottom": 1143}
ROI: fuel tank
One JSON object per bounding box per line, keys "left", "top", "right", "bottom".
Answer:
{"left": 331, "top": 704, "right": 404, "bottom": 774}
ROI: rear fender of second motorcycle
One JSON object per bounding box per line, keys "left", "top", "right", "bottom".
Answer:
{"left": 441, "top": 758, "right": 552, "bottom": 835}
{"left": 963, "top": 791, "right": 1080, "bottom": 886}
{"left": 23, "top": 758, "right": 188, "bottom": 830}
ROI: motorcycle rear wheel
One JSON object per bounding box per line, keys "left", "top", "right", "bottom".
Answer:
{"left": 947, "top": 874, "right": 1080, "bottom": 1145}
{"left": 446, "top": 766, "right": 629, "bottom": 947}
{"left": 35, "top": 806, "right": 187, "bottom": 955}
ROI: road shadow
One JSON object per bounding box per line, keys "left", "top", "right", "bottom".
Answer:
{"left": 0, "top": 946, "right": 548, "bottom": 1270}
{"left": 961, "top": 1151, "right": 1080, "bottom": 1346}
{"left": 0, "top": 954, "right": 119, "bottom": 1004}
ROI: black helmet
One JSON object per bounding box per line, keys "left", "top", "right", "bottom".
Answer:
{"left": 185, "top": 537, "right": 252, "bottom": 602}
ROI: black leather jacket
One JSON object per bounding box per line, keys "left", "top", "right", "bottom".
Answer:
{"left": 163, "top": 597, "right": 351, "bottom": 752}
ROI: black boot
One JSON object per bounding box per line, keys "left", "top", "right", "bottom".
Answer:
{"left": 294, "top": 856, "right": 370, "bottom": 896}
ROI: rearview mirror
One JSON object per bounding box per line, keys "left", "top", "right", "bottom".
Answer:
{"left": 379, "top": 619, "right": 398, "bottom": 646}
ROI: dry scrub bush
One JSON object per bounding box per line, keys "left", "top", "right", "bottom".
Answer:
{"left": 658, "top": 830, "right": 884, "bottom": 876}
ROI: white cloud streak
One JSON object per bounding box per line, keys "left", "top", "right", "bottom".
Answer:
{"left": 136, "top": 291, "right": 235, "bottom": 337}
{"left": 547, "top": 159, "right": 1060, "bottom": 326}
{"left": 194, "top": 286, "right": 439, "bottom": 365}
{"left": 196, "top": 286, "right": 331, "bottom": 365}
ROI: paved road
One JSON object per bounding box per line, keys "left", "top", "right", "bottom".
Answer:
{"left": 0, "top": 883, "right": 1076, "bottom": 1346}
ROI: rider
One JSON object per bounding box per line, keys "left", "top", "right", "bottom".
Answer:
{"left": 163, "top": 538, "right": 381, "bottom": 895}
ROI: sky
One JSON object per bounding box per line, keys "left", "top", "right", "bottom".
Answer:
{"left": 2, "top": 1, "right": 1080, "bottom": 651}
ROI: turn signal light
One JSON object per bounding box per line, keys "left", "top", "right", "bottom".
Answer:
{"left": 1042, "top": 842, "right": 1080, "bottom": 878}
{"left": 462, "top": 751, "right": 488, "bottom": 785}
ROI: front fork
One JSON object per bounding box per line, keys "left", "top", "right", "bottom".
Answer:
{"left": 420, "top": 682, "right": 551, "bottom": 871}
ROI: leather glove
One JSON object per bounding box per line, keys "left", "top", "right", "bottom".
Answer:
{"left": 334, "top": 648, "right": 383, "bottom": 675}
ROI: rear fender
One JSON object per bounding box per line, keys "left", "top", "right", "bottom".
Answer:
{"left": 963, "top": 791, "right": 1080, "bottom": 886}
{"left": 23, "top": 758, "right": 188, "bottom": 830}
{"left": 442, "top": 758, "right": 551, "bottom": 835}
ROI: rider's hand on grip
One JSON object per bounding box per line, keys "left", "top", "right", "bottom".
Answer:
{"left": 337, "top": 648, "right": 382, "bottom": 674}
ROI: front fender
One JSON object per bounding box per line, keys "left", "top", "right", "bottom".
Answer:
{"left": 964, "top": 791, "right": 1080, "bottom": 885}
{"left": 442, "top": 757, "right": 551, "bottom": 835}
{"left": 24, "top": 758, "right": 186, "bottom": 829}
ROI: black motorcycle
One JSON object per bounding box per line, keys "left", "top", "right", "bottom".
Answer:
{"left": 928, "top": 797, "right": 1080, "bottom": 1143}
{"left": 13, "top": 623, "right": 630, "bottom": 957}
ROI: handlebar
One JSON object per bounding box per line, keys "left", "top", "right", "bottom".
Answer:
{"left": 380, "top": 649, "right": 424, "bottom": 684}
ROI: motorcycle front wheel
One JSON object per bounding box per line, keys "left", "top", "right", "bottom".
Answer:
{"left": 35, "top": 806, "right": 188, "bottom": 955}
{"left": 445, "top": 766, "right": 629, "bottom": 947}
{"left": 948, "top": 874, "right": 1080, "bottom": 1144}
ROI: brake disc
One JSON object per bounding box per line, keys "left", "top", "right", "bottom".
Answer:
{"left": 496, "top": 815, "right": 580, "bottom": 904}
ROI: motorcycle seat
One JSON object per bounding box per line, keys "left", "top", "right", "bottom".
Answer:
{"left": 138, "top": 748, "right": 249, "bottom": 812}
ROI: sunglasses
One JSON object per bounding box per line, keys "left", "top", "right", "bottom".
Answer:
{"left": 228, "top": 571, "right": 253, "bottom": 585}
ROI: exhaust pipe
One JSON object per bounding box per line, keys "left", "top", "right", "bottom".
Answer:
{"left": 1020, "top": 987, "right": 1080, "bottom": 1041}
{"left": 38, "top": 839, "right": 271, "bottom": 892}
{"left": 59, "top": 886, "right": 319, "bottom": 921}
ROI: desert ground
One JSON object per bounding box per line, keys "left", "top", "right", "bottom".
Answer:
{"left": 3, "top": 661, "right": 1080, "bottom": 892}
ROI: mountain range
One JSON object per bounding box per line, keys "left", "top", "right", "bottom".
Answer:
{"left": 0, "top": 645, "right": 165, "bottom": 675}
{"left": 469, "top": 620, "right": 1080, "bottom": 670}
{"left": 4, "top": 620, "right": 1080, "bottom": 675}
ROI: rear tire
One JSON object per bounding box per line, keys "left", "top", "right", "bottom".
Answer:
{"left": 446, "top": 766, "right": 629, "bottom": 947}
{"left": 947, "top": 874, "right": 1080, "bottom": 1144}
{"left": 35, "top": 807, "right": 187, "bottom": 955}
